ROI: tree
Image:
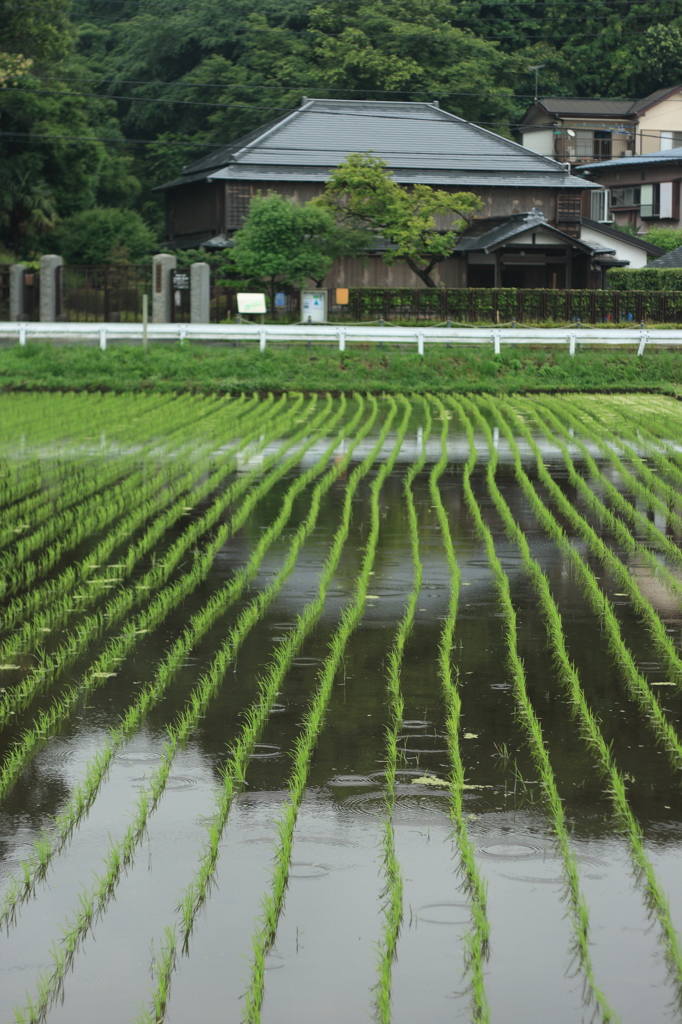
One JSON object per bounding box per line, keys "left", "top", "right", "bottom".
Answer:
{"left": 230, "top": 193, "right": 368, "bottom": 307}
{"left": 317, "top": 153, "right": 483, "bottom": 287}
{"left": 49, "top": 207, "right": 157, "bottom": 263}
{"left": 641, "top": 226, "right": 682, "bottom": 253}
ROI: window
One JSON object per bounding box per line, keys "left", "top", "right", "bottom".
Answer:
{"left": 557, "top": 191, "right": 582, "bottom": 222}
{"left": 590, "top": 189, "right": 613, "bottom": 222}
{"left": 640, "top": 183, "right": 660, "bottom": 218}
{"left": 611, "top": 187, "right": 640, "bottom": 208}
{"left": 225, "top": 184, "right": 252, "bottom": 229}
{"left": 594, "top": 130, "right": 612, "bottom": 159}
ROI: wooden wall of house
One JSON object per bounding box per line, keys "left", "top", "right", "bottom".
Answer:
{"left": 316, "top": 255, "right": 467, "bottom": 289}
{"left": 166, "top": 181, "right": 224, "bottom": 242}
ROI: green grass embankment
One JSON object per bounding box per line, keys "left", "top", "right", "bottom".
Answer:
{"left": 2, "top": 341, "right": 682, "bottom": 393}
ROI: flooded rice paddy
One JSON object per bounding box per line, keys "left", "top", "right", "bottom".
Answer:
{"left": 0, "top": 390, "right": 681, "bottom": 1024}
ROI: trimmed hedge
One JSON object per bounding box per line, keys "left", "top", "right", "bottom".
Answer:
{"left": 606, "top": 267, "right": 682, "bottom": 291}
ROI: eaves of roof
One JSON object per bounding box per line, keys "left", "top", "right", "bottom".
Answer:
{"left": 155, "top": 164, "right": 593, "bottom": 192}
{"left": 582, "top": 147, "right": 682, "bottom": 172}
{"left": 455, "top": 213, "right": 603, "bottom": 254}
{"left": 580, "top": 217, "right": 665, "bottom": 254}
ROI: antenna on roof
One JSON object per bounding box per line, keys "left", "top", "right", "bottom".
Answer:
{"left": 528, "top": 65, "right": 545, "bottom": 103}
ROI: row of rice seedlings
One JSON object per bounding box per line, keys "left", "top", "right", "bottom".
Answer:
{"left": 454, "top": 395, "right": 617, "bottom": 1024}
{"left": 484, "top": 400, "right": 682, "bottom": 688}
{"left": 490, "top": 402, "right": 682, "bottom": 771}
{"left": 0, "top": 392, "right": 164, "bottom": 456}
{"left": 512, "top": 398, "right": 682, "bottom": 685}
{"left": 428, "top": 395, "right": 491, "bottom": 1023}
{"left": 0, "top": 389, "right": 231, "bottom": 539}
{"left": 557, "top": 396, "right": 682, "bottom": 533}
{"left": 0, "top": 394, "right": 311, "bottom": 753}
{"left": 240, "top": 397, "right": 413, "bottom": 1024}
{"left": 0, "top": 394, "right": 264, "bottom": 596}
{"left": 11, "top": 399, "right": 394, "bottom": 1024}
{"left": 572, "top": 392, "right": 682, "bottom": 478}
{"left": 0, "top": 393, "right": 282, "bottom": 660}
{"left": 469, "top": 402, "right": 682, "bottom": 1002}
{"left": 526, "top": 397, "right": 682, "bottom": 572}
{"left": 135, "top": 399, "right": 402, "bottom": 1024}
{"left": 0, "top": 393, "right": 274, "bottom": 643}
{"left": 374, "top": 396, "right": 430, "bottom": 1024}
{"left": 598, "top": 395, "right": 682, "bottom": 484}
{"left": 0, "top": 395, "right": 373, "bottom": 930}
{"left": 0, "top": 393, "right": 207, "bottom": 517}
{"left": 0, "top": 392, "right": 327, "bottom": 771}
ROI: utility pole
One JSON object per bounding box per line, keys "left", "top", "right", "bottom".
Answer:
{"left": 528, "top": 65, "right": 545, "bottom": 103}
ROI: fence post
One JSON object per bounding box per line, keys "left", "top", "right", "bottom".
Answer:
{"left": 337, "top": 327, "right": 346, "bottom": 352}
{"left": 493, "top": 330, "right": 501, "bottom": 355}
{"left": 638, "top": 328, "right": 649, "bottom": 356}
{"left": 142, "top": 294, "right": 148, "bottom": 350}
{"left": 152, "top": 253, "right": 176, "bottom": 323}
{"left": 39, "top": 254, "right": 63, "bottom": 322}
{"left": 190, "top": 262, "right": 210, "bottom": 323}
{"left": 19, "top": 324, "right": 27, "bottom": 346}
{"left": 9, "top": 264, "right": 25, "bottom": 320}
{"left": 259, "top": 328, "right": 267, "bottom": 352}
{"left": 569, "top": 332, "right": 576, "bottom": 356}
{"left": 99, "top": 328, "right": 107, "bottom": 351}
{"left": 417, "top": 332, "right": 424, "bottom": 356}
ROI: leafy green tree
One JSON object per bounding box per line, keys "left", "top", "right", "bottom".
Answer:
{"left": 317, "top": 153, "right": 482, "bottom": 286}
{"left": 642, "top": 226, "right": 682, "bottom": 253}
{"left": 230, "top": 192, "right": 368, "bottom": 307}
{"left": 49, "top": 206, "right": 156, "bottom": 263}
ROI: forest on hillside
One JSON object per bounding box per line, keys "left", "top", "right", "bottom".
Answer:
{"left": 3, "top": 0, "right": 682, "bottom": 259}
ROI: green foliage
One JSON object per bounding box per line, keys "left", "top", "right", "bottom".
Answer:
{"left": 230, "top": 192, "right": 367, "bottom": 302}
{"left": 49, "top": 207, "right": 157, "bottom": 264}
{"left": 318, "top": 153, "right": 483, "bottom": 286}
{"left": 607, "top": 267, "right": 682, "bottom": 291}
{"left": 642, "top": 227, "right": 682, "bottom": 253}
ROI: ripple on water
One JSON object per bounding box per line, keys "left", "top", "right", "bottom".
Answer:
{"left": 479, "top": 842, "right": 545, "bottom": 859}
{"left": 417, "top": 902, "right": 470, "bottom": 926}
{"left": 401, "top": 720, "right": 434, "bottom": 730}
{"left": 290, "top": 657, "right": 323, "bottom": 667}
{"left": 116, "top": 750, "right": 162, "bottom": 765}
{"left": 397, "top": 733, "right": 449, "bottom": 755}
{"left": 289, "top": 862, "right": 329, "bottom": 879}
{"left": 249, "top": 743, "right": 283, "bottom": 760}
{"left": 131, "top": 775, "right": 200, "bottom": 790}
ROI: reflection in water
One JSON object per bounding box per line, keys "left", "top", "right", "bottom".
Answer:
{"left": 0, "top": 396, "right": 681, "bottom": 1024}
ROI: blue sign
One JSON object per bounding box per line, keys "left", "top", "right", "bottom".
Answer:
{"left": 275, "top": 292, "right": 286, "bottom": 308}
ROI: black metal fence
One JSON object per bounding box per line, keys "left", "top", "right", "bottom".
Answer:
{"left": 325, "top": 288, "right": 682, "bottom": 324}
{"left": 57, "top": 265, "right": 152, "bottom": 322}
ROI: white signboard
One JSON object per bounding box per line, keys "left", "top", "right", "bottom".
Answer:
{"left": 301, "top": 290, "right": 327, "bottom": 323}
{"left": 237, "top": 292, "right": 267, "bottom": 314}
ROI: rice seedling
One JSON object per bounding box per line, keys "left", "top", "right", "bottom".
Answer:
{"left": 0, "top": 395, "right": 370, "bottom": 928}
{"left": 463, "top": 400, "right": 682, "bottom": 1001}
{"left": 239, "top": 397, "right": 412, "bottom": 1024}
{"left": 135, "top": 398, "right": 406, "bottom": 1024}
{"left": 428, "top": 395, "right": 490, "bottom": 1023}
{"left": 452, "top": 395, "right": 617, "bottom": 1024}
{"left": 11, "top": 398, "right": 390, "bottom": 1023}
{"left": 492, "top": 401, "right": 682, "bottom": 770}
{"left": 374, "top": 396, "right": 430, "bottom": 1024}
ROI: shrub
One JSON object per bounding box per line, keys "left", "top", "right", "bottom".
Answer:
{"left": 49, "top": 207, "right": 157, "bottom": 264}
{"left": 606, "top": 267, "right": 682, "bottom": 291}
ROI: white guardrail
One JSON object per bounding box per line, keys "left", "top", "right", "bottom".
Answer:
{"left": 2, "top": 321, "right": 682, "bottom": 355}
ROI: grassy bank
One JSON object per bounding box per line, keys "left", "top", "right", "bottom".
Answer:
{"left": 2, "top": 341, "right": 682, "bottom": 394}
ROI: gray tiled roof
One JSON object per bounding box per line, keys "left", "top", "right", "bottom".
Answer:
{"left": 532, "top": 97, "right": 635, "bottom": 118}
{"left": 455, "top": 211, "right": 611, "bottom": 254}
{"left": 584, "top": 146, "right": 682, "bottom": 172}
{"left": 159, "top": 98, "right": 589, "bottom": 191}
{"left": 648, "top": 245, "right": 682, "bottom": 267}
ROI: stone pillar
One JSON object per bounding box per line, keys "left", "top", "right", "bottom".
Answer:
{"left": 39, "top": 254, "right": 63, "bottom": 322}
{"left": 190, "top": 262, "right": 210, "bottom": 324}
{"left": 152, "top": 253, "right": 176, "bottom": 323}
{"left": 9, "top": 264, "right": 25, "bottom": 320}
